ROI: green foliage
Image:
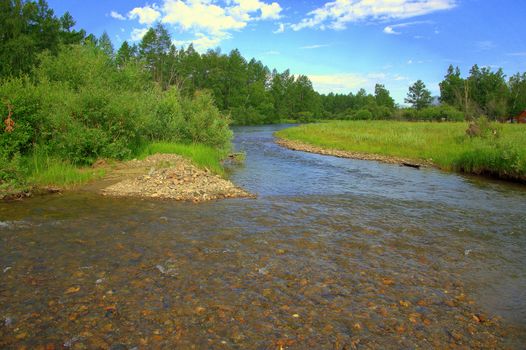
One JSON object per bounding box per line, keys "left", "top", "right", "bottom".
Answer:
{"left": 138, "top": 142, "right": 227, "bottom": 175}
{"left": 0, "top": 43, "right": 233, "bottom": 192}
{"left": 352, "top": 109, "right": 373, "bottom": 120}
{"left": 439, "top": 65, "right": 517, "bottom": 120}
{"left": 374, "top": 84, "right": 395, "bottom": 109}
{"left": 27, "top": 149, "right": 104, "bottom": 186}
{"left": 0, "top": 0, "right": 84, "bottom": 78}
{"left": 417, "top": 105, "right": 464, "bottom": 122}
{"left": 405, "top": 80, "right": 432, "bottom": 110}
{"left": 508, "top": 72, "right": 526, "bottom": 117}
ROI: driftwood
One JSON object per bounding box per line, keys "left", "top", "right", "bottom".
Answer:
{"left": 401, "top": 162, "right": 421, "bottom": 169}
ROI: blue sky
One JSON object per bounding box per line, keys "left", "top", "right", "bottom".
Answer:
{"left": 47, "top": 0, "right": 526, "bottom": 103}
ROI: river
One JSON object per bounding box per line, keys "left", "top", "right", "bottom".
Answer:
{"left": 1, "top": 125, "right": 525, "bottom": 349}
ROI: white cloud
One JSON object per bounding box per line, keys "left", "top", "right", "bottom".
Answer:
{"left": 164, "top": 0, "right": 282, "bottom": 49}
{"left": 123, "top": 0, "right": 283, "bottom": 49}
{"left": 131, "top": 28, "right": 149, "bottom": 41}
{"left": 300, "top": 44, "right": 330, "bottom": 49}
{"left": 308, "top": 72, "right": 418, "bottom": 103}
{"left": 173, "top": 32, "right": 232, "bottom": 52}
{"left": 309, "top": 73, "right": 369, "bottom": 94}
{"left": 383, "top": 20, "right": 432, "bottom": 35}
{"left": 128, "top": 5, "right": 161, "bottom": 25}
{"left": 383, "top": 26, "right": 400, "bottom": 35}
{"left": 292, "top": 0, "right": 456, "bottom": 31}
{"left": 263, "top": 50, "right": 280, "bottom": 55}
{"left": 228, "top": 0, "right": 282, "bottom": 20}
{"left": 110, "top": 11, "right": 126, "bottom": 21}
{"left": 507, "top": 52, "right": 526, "bottom": 57}
{"left": 273, "top": 22, "right": 285, "bottom": 33}
{"left": 163, "top": 0, "right": 246, "bottom": 36}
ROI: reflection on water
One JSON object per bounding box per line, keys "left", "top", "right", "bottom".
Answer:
{"left": 1, "top": 125, "right": 525, "bottom": 349}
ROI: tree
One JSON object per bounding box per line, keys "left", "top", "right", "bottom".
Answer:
{"left": 139, "top": 23, "right": 172, "bottom": 87}
{"left": 374, "top": 84, "right": 395, "bottom": 109}
{"left": 405, "top": 80, "right": 432, "bottom": 110}
{"left": 0, "top": 0, "right": 62, "bottom": 77}
{"left": 59, "top": 11, "right": 85, "bottom": 45}
{"left": 467, "top": 65, "right": 508, "bottom": 119}
{"left": 116, "top": 41, "right": 136, "bottom": 67}
{"left": 508, "top": 73, "right": 526, "bottom": 117}
{"left": 98, "top": 31, "right": 114, "bottom": 57}
{"left": 439, "top": 65, "right": 464, "bottom": 107}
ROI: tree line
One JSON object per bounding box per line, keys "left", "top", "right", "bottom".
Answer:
{"left": 1, "top": 0, "right": 525, "bottom": 127}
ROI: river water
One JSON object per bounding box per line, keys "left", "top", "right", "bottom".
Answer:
{"left": 1, "top": 125, "right": 525, "bottom": 349}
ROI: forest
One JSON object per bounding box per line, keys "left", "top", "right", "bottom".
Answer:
{"left": 1, "top": 0, "right": 526, "bottom": 190}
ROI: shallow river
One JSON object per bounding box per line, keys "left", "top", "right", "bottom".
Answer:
{"left": 1, "top": 125, "right": 526, "bottom": 349}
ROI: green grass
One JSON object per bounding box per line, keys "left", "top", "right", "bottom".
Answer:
{"left": 0, "top": 141, "right": 226, "bottom": 199}
{"left": 26, "top": 152, "right": 105, "bottom": 187}
{"left": 276, "top": 120, "right": 526, "bottom": 181}
{"left": 137, "top": 142, "right": 228, "bottom": 175}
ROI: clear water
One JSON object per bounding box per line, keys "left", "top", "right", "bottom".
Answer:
{"left": 1, "top": 125, "right": 525, "bottom": 349}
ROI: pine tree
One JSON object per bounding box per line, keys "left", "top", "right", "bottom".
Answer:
{"left": 405, "top": 80, "right": 432, "bottom": 110}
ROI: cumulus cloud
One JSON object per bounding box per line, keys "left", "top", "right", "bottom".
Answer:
{"left": 119, "top": 0, "right": 282, "bottom": 50}
{"left": 128, "top": 5, "right": 162, "bottom": 25}
{"left": 228, "top": 0, "right": 282, "bottom": 20}
{"left": 110, "top": 11, "right": 126, "bottom": 21}
{"left": 292, "top": 0, "right": 456, "bottom": 31}
{"left": 162, "top": 0, "right": 246, "bottom": 36}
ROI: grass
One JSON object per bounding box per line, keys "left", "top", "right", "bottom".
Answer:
{"left": 1, "top": 141, "right": 227, "bottom": 199}
{"left": 276, "top": 120, "right": 526, "bottom": 181}
{"left": 26, "top": 152, "right": 105, "bottom": 187}
{"left": 137, "top": 142, "right": 228, "bottom": 175}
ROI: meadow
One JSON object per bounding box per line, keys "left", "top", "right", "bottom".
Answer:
{"left": 276, "top": 121, "right": 526, "bottom": 181}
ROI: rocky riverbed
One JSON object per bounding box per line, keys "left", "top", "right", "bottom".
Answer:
{"left": 101, "top": 154, "right": 252, "bottom": 202}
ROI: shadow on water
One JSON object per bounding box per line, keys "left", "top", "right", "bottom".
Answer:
{"left": 0, "top": 124, "right": 525, "bottom": 348}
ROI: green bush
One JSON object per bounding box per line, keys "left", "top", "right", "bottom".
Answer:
{"left": 352, "top": 109, "right": 373, "bottom": 120}
{"left": 417, "top": 105, "right": 464, "bottom": 121}
{"left": 1, "top": 44, "right": 233, "bottom": 190}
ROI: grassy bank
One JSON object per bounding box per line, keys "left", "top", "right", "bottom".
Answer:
{"left": 0, "top": 142, "right": 228, "bottom": 199}
{"left": 137, "top": 142, "right": 228, "bottom": 175}
{"left": 276, "top": 121, "right": 526, "bottom": 181}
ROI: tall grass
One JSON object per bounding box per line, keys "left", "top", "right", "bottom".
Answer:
{"left": 276, "top": 121, "right": 526, "bottom": 181}
{"left": 137, "top": 142, "right": 228, "bottom": 175}
{"left": 26, "top": 151, "right": 104, "bottom": 187}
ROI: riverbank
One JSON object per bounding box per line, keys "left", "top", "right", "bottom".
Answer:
{"left": 275, "top": 121, "right": 526, "bottom": 182}
{"left": 1, "top": 142, "right": 251, "bottom": 202}
{"left": 276, "top": 138, "right": 432, "bottom": 168}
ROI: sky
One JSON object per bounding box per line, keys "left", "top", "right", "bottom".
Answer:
{"left": 47, "top": 0, "right": 526, "bottom": 103}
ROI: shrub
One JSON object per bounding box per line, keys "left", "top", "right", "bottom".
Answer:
{"left": 417, "top": 105, "right": 464, "bottom": 122}
{"left": 352, "top": 109, "right": 373, "bottom": 120}
{"left": 0, "top": 44, "right": 233, "bottom": 175}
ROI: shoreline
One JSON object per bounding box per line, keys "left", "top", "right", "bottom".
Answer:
{"left": 276, "top": 138, "right": 433, "bottom": 168}
{"left": 101, "top": 153, "right": 253, "bottom": 202}
{"left": 2, "top": 153, "right": 253, "bottom": 202}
